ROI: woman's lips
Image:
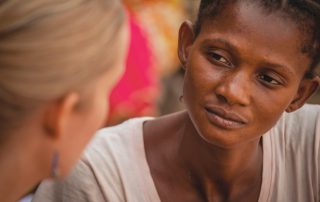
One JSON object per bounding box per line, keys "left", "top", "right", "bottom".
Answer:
{"left": 205, "top": 106, "right": 248, "bottom": 129}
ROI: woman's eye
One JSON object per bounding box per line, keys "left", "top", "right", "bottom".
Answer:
{"left": 258, "top": 74, "right": 281, "bottom": 85}
{"left": 209, "top": 52, "right": 232, "bottom": 66}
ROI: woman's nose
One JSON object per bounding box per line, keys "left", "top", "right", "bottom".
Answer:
{"left": 214, "top": 72, "right": 251, "bottom": 106}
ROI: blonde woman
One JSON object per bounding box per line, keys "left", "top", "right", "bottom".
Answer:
{"left": 0, "top": 0, "right": 128, "bottom": 201}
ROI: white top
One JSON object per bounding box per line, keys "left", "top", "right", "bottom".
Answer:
{"left": 32, "top": 104, "right": 320, "bottom": 202}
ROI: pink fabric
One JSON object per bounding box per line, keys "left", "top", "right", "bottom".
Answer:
{"left": 108, "top": 11, "right": 159, "bottom": 124}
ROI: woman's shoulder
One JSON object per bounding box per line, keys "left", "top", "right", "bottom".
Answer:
{"left": 83, "top": 116, "right": 154, "bottom": 175}
{"left": 266, "top": 104, "right": 320, "bottom": 167}
{"left": 90, "top": 117, "right": 153, "bottom": 152}
{"left": 95, "top": 116, "right": 153, "bottom": 142}
{"left": 265, "top": 104, "right": 320, "bottom": 201}
{"left": 33, "top": 117, "right": 157, "bottom": 202}
{"left": 275, "top": 104, "right": 320, "bottom": 139}
{"left": 268, "top": 104, "right": 320, "bottom": 149}
{"left": 285, "top": 104, "right": 320, "bottom": 122}
{"left": 268, "top": 103, "right": 320, "bottom": 167}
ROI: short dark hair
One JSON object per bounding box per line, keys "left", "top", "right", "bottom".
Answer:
{"left": 194, "top": 0, "right": 320, "bottom": 78}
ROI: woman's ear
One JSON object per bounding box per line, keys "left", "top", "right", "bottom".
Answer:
{"left": 286, "top": 76, "right": 320, "bottom": 112}
{"left": 178, "top": 20, "right": 195, "bottom": 69}
{"left": 43, "top": 92, "right": 80, "bottom": 140}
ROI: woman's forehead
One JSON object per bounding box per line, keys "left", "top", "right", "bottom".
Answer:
{"left": 199, "top": 1, "right": 313, "bottom": 51}
{"left": 194, "top": 1, "right": 311, "bottom": 76}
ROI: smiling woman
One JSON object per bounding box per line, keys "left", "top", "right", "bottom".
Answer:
{"left": 33, "top": 0, "right": 320, "bottom": 202}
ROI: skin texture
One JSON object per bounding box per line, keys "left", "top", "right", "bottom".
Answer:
{"left": 144, "top": 1, "right": 319, "bottom": 202}
{"left": 0, "top": 23, "right": 128, "bottom": 202}
{"left": 52, "top": 23, "right": 128, "bottom": 175}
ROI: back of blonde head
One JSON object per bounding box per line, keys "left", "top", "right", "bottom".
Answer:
{"left": 0, "top": 0, "right": 125, "bottom": 134}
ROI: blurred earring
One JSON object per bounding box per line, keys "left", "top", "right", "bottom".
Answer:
{"left": 44, "top": 124, "right": 55, "bottom": 135}
{"left": 51, "top": 151, "right": 60, "bottom": 178}
{"left": 179, "top": 95, "right": 184, "bottom": 103}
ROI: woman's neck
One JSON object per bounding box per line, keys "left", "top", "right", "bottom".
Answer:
{"left": 0, "top": 130, "right": 49, "bottom": 202}
{"left": 178, "top": 113, "right": 263, "bottom": 200}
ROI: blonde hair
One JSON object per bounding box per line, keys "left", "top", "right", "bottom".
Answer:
{"left": 0, "top": 0, "right": 126, "bottom": 132}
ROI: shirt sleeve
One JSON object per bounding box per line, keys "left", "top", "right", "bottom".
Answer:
{"left": 32, "top": 159, "right": 105, "bottom": 202}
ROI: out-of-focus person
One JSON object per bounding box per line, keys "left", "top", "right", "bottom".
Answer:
{"left": 0, "top": 0, "right": 128, "bottom": 201}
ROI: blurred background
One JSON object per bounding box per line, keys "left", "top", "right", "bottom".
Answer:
{"left": 106, "top": 0, "right": 320, "bottom": 126}
{"left": 106, "top": 0, "right": 197, "bottom": 125}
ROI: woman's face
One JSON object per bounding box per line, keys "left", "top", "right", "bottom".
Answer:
{"left": 57, "top": 23, "right": 129, "bottom": 176}
{"left": 181, "top": 2, "right": 317, "bottom": 148}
